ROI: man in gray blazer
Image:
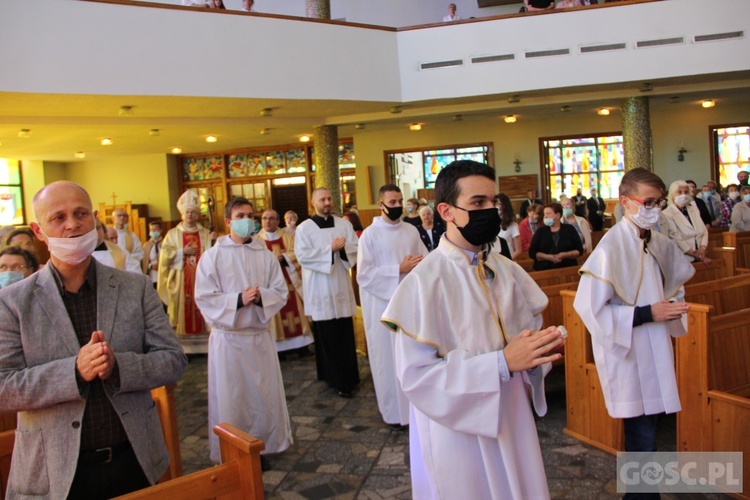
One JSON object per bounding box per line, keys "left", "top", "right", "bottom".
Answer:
{"left": 0, "top": 181, "right": 187, "bottom": 499}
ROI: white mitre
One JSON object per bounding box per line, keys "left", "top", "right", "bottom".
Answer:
{"left": 177, "top": 190, "right": 201, "bottom": 214}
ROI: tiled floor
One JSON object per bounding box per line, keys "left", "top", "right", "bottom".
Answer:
{"left": 173, "top": 352, "right": 725, "bottom": 499}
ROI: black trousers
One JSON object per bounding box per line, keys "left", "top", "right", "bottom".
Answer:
{"left": 68, "top": 442, "right": 150, "bottom": 499}
{"left": 312, "top": 317, "right": 360, "bottom": 391}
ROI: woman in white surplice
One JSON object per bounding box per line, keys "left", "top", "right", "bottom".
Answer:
{"left": 382, "top": 161, "right": 564, "bottom": 500}
{"left": 195, "top": 198, "right": 292, "bottom": 464}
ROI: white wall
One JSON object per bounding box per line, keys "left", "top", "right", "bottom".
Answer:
{"left": 2, "top": 0, "right": 747, "bottom": 104}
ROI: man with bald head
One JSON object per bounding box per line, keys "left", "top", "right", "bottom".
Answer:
{"left": 256, "top": 209, "right": 313, "bottom": 355}
{"left": 0, "top": 181, "right": 187, "bottom": 499}
{"left": 112, "top": 208, "right": 144, "bottom": 271}
{"left": 295, "top": 188, "right": 360, "bottom": 397}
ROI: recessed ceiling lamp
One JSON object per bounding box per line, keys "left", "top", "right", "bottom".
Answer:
{"left": 507, "top": 95, "right": 521, "bottom": 104}
{"left": 354, "top": 123, "right": 366, "bottom": 130}
{"left": 409, "top": 123, "right": 422, "bottom": 131}
{"left": 260, "top": 128, "right": 270, "bottom": 135}
{"left": 639, "top": 83, "right": 653, "bottom": 93}
{"left": 597, "top": 108, "right": 610, "bottom": 116}
{"left": 452, "top": 115, "right": 463, "bottom": 122}
{"left": 101, "top": 138, "right": 113, "bottom": 146}
{"left": 260, "top": 108, "right": 273, "bottom": 117}
{"left": 560, "top": 105, "right": 571, "bottom": 113}
{"left": 390, "top": 106, "right": 403, "bottom": 114}
{"left": 299, "top": 135, "right": 311, "bottom": 143}
{"left": 18, "top": 129, "right": 31, "bottom": 138}
{"left": 205, "top": 135, "right": 218, "bottom": 143}
{"left": 74, "top": 151, "right": 86, "bottom": 159}
{"left": 701, "top": 99, "right": 715, "bottom": 108}
{"left": 171, "top": 147, "right": 183, "bottom": 154}
{"left": 504, "top": 115, "right": 517, "bottom": 124}
{"left": 149, "top": 129, "right": 160, "bottom": 137}
{"left": 119, "top": 105, "right": 134, "bottom": 116}
{"left": 669, "top": 96, "right": 680, "bottom": 104}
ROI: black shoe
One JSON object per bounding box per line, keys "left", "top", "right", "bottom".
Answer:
{"left": 260, "top": 456, "right": 271, "bottom": 471}
{"left": 337, "top": 389, "right": 354, "bottom": 398}
{"left": 387, "top": 423, "right": 409, "bottom": 431}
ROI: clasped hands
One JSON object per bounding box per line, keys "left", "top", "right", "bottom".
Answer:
{"left": 504, "top": 326, "right": 565, "bottom": 373}
{"left": 242, "top": 286, "right": 261, "bottom": 306}
{"left": 76, "top": 331, "right": 116, "bottom": 382}
{"left": 331, "top": 237, "right": 347, "bottom": 252}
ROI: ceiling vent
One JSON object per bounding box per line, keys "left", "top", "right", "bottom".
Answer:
{"left": 636, "top": 37, "right": 684, "bottom": 48}
{"left": 420, "top": 59, "right": 463, "bottom": 70}
{"left": 694, "top": 31, "right": 744, "bottom": 43}
{"left": 471, "top": 53, "right": 515, "bottom": 64}
{"left": 580, "top": 42, "right": 627, "bottom": 54}
{"left": 525, "top": 48, "right": 570, "bottom": 58}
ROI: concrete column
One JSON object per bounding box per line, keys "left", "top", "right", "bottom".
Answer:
{"left": 313, "top": 125, "right": 341, "bottom": 212}
{"left": 620, "top": 96, "right": 653, "bottom": 171}
{"left": 305, "top": 0, "right": 330, "bottom": 19}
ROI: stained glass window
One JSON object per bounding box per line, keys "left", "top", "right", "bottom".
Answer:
{"left": 423, "top": 145, "right": 490, "bottom": 189}
{"left": 0, "top": 159, "right": 24, "bottom": 226}
{"left": 543, "top": 134, "right": 624, "bottom": 200}
{"left": 714, "top": 125, "right": 750, "bottom": 188}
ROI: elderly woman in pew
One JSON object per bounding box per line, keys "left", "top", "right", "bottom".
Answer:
{"left": 730, "top": 185, "right": 750, "bottom": 232}
{"left": 528, "top": 203, "right": 583, "bottom": 271}
{"left": 416, "top": 205, "right": 446, "bottom": 252}
{"left": 561, "top": 197, "right": 592, "bottom": 253}
{"left": 662, "top": 180, "right": 711, "bottom": 265}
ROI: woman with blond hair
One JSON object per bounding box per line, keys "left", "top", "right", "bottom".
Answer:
{"left": 662, "top": 179, "right": 710, "bottom": 264}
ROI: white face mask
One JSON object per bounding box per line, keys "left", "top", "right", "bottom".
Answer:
{"left": 41, "top": 225, "right": 99, "bottom": 265}
{"left": 729, "top": 191, "right": 740, "bottom": 200}
{"left": 674, "top": 194, "right": 692, "bottom": 207}
{"left": 627, "top": 199, "right": 660, "bottom": 230}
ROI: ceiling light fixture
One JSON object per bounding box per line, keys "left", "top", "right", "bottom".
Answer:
{"left": 560, "top": 105, "right": 571, "bottom": 113}
{"left": 354, "top": 123, "right": 366, "bottom": 130}
{"left": 507, "top": 95, "right": 521, "bottom": 104}
{"left": 597, "top": 108, "right": 610, "bottom": 116}
{"left": 639, "top": 83, "right": 653, "bottom": 93}
{"left": 669, "top": 96, "right": 680, "bottom": 104}
{"left": 18, "top": 129, "right": 31, "bottom": 138}
{"left": 260, "top": 128, "right": 270, "bottom": 135}
{"left": 149, "top": 129, "right": 160, "bottom": 136}
{"left": 205, "top": 135, "right": 218, "bottom": 143}
{"left": 701, "top": 99, "right": 715, "bottom": 108}
{"left": 299, "top": 135, "right": 311, "bottom": 143}
{"left": 409, "top": 123, "right": 422, "bottom": 131}
{"left": 101, "top": 138, "right": 113, "bottom": 146}
{"left": 74, "top": 151, "right": 86, "bottom": 159}
{"left": 260, "top": 108, "right": 273, "bottom": 117}
{"left": 452, "top": 115, "right": 463, "bottom": 122}
{"left": 119, "top": 105, "right": 134, "bottom": 116}
{"left": 504, "top": 115, "right": 517, "bottom": 124}
{"left": 390, "top": 106, "right": 403, "bottom": 114}
{"left": 171, "top": 147, "right": 183, "bottom": 154}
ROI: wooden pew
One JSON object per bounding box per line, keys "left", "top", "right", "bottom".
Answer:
{"left": 529, "top": 265, "right": 581, "bottom": 287}
{"left": 676, "top": 305, "right": 750, "bottom": 499}
{"left": 117, "top": 424, "right": 265, "bottom": 500}
{"left": 514, "top": 256, "right": 534, "bottom": 272}
{"left": 541, "top": 282, "right": 578, "bottom": 333}
{"left": 0, "top": 385, "right": 182, "bottom": 497}
{"left": 707, "top": 228, "right": 726, "bottom": 254}
{"left": 687, "top": 249, "right": 735, "bottom": 284}
{"left": 560, "top": 290, "right": 623, "bottom": 454}
{"left": 684, "top": 273, "right": 750, "bottom": 314}
{"left": 724, "top": 231, "right": 750, "bottom": 270}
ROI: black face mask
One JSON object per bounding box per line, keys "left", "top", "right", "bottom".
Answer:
{"left": 452, "top": 205, "right": 501, "bottom": 246}
{"left": 381, "top": 204, "right": 403, "bottom": 222}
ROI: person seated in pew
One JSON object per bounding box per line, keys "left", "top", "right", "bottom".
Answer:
{"left": 416, "top": 205, "right": 446, "bottom": 252}
{"left": 519, "top": 203, "right": 543, "bottom": 252}
{"left": 574, "top": 168, "right": 693, "bottom": 471}
{"left": 730, "top": 185, "right": 750, "bottom": 232}
{"left": 720, "top": 183, "right": 740, "bottom": 229}
{"left": 528, "top": 203, "right": 583, "bottom": 271}
{"left": 0, "top": 246, "right": 38, "bottom": 288}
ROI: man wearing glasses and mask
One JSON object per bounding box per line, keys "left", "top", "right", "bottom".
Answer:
{"left": 382, "top": 160, "right": 564, "bottom": 499}
{"left": 575, "top": 168, "right": 694, "bottom": 472}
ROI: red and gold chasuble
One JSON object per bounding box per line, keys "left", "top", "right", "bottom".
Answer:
{"left": 264, "top": 238, "right": 304, "bottom": 339}
{"left": 182, "top": 232, "right": 205, "bottom": 335}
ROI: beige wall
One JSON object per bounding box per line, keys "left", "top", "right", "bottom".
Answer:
{"left": 62, "top": 154, "right": 174, "bottom": 221}
{"left": 353, "top": 101, "right": 750, "bottom": 208}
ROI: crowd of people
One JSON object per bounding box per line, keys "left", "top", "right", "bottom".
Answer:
{"left": 0, "top": 165, "right": 748, "bottom": 497}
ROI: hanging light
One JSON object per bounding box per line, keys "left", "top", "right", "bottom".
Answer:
{"left": 597, "top": 108, "right": 610, "bottom": 116}
{"left": 409, "top": 123, "right": 422, "bottom": 131}
{"left": 504, "top": 115, "right": 517, "bottom": 124}
{"left": 701, "top": 100, "right": 715, "bottom": 108}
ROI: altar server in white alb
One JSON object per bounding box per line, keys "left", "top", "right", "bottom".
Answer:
{"left": 295, "top": 187, "right": 360, "bottom": 398}
{"left": 574, "top": 168, "right": 693, "bottom": 457}
{"left": 357, "top": 184, "right": 427, "bottom": 427}
{"left": 382, "top": 160, "right": 564, "bottom": 499}
{"left": 195, "top": 197, "right": 292, "bottom": 465}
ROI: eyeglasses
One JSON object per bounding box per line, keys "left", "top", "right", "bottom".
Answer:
{"left": 628, "top": 197, "right": 667, "bottom": 210}
{"left": 0, "top": 264, "right": 27, "bottom": 272}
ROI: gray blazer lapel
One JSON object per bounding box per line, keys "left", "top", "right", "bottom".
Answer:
{"left": 33, "top": 266, "right": 80, "bottom": 357}
{"left": 96, "top": 261, "right": 119, "bottom": 343}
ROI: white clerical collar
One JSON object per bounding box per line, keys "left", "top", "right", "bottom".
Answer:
{"left": 265, "top": 230, "right": 280, "bottom": 241}
{"left": 444, "top": 235, "right": 480, "bottom": 265}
